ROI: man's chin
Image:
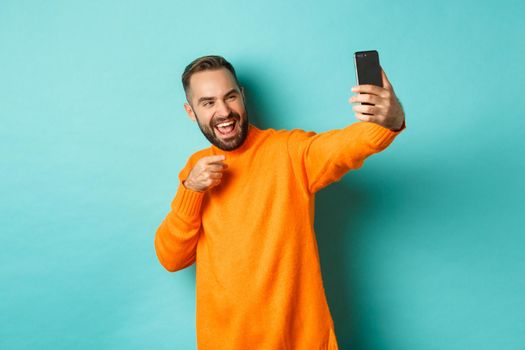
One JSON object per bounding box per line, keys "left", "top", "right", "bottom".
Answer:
{"left": 213, "top": 137, "right": 244, "bottom": 151}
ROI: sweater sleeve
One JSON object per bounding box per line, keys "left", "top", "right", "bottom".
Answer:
{"left": 154, "top": 156, "right": 206, "bottom": 272}
{"left": 287, "top": 121, "right": 405, "bottom": 194}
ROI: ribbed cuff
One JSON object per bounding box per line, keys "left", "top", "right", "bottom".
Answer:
{"left": 171, "top": 182, "right": 205, "bottom": 219}
{"left": 366, "top": 120, "right": 405, "bottom": 149}
{"left": 390, "top": 119, "right": 406, "bottom": 132}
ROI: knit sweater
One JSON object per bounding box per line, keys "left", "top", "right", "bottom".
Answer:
{"left": 155, "top": 121, "right": 404, "bottom": 349}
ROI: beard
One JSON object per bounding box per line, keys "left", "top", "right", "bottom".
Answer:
{"left": 194, "top": 110, "right": 249, "bottom": 151}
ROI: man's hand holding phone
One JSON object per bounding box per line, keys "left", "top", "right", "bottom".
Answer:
{"left": 349, "top": 68, "right": 405, "bottom": 131}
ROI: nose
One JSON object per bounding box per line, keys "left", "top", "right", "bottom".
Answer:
{"left": 215, "top": 99, "right": 232, "bottom": 117}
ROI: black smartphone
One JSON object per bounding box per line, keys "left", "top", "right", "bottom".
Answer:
{"left": 354, "top": 50, "right": 382, "bottom": 87}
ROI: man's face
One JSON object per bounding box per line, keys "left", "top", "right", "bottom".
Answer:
{"left": 184, "top": 68, "right": 249, "bottom": 151}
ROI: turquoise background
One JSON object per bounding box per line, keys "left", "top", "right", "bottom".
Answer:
{"left": 1, "top": 0, "right": 524, "bottom": 349}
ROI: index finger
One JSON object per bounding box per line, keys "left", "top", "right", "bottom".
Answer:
{"left": 380, "top": 67, "right": 393, "bottom": 90}
{"left": 201, "top": 155, "right": 226, "bottom": 164}
{"left": 351, "top": 84, "right": 388, "bottom": 97}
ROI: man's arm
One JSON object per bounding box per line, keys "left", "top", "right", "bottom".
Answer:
{"left": 287, "top": 122, "right": 403, "bottom": 193}
{"left": 154, "top": 178, "right": 205, "bottom": 272}
{"left": 287, "top": 68, "right": 405, "bottom": 194}
{"left": 154, "top": 154, "right": 227, "bottom": 272}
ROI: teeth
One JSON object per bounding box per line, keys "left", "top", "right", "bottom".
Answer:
{"left": 216, "top": 120, "right": 235, "bottom": 128}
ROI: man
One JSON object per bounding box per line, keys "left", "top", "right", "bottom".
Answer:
{"left": 154, "top": 55, "right": 405, "bottom": 349}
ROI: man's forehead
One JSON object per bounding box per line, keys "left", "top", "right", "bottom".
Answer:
{"left": 189, "top": 68, "right": 238, "bottom": 96}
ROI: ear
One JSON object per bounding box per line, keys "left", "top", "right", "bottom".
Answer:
{"left": 184, "top": 102, "right": 196, "bottom": 121}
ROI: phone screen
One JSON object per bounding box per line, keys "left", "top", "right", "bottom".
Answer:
{"left": 354, "top": 50, "right": 382, "bottom": 87}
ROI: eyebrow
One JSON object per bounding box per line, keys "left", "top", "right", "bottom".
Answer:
{"left": 197, "top": 88, "right": 239, "bottom": 104}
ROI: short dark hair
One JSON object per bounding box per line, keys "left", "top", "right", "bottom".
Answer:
{"left": 181, "top": 55, "right": 241, "bottom": 103}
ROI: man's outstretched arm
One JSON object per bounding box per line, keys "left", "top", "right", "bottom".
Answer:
{"left": 287, "top": 68, "right": 406, "bottom": 194}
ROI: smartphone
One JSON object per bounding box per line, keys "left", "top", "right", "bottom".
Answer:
{"left": 354, "top": 50, "right": 382, "bottom": 87}
{"left": 354, "top": 50, "right": 382, "bottom": 109}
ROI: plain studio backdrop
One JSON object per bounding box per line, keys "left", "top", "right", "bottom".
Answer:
{"left": 1, "top": 0, "right": 524, "bottom": 349}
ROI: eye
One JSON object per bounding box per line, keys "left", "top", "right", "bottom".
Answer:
{"left": 203, "top": 101, "right": 214, "bottom": 107}
{"left": 227, "top": 95, "right": 237, "bottom": 100}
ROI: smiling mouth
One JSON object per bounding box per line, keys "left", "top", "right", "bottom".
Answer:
{"left": 214, "top": 119, "right": 237, "bottom": 137}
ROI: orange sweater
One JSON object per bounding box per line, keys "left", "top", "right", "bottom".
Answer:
{"left": 155, "top": 121, "right": 404, "bottom": 349}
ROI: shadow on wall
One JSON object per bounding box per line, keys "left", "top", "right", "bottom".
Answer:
{"left": 239, "top": 73, "right": 275, "bottom": 130}
{"left": 316, "top": 179, "right": 388, "bottom": 350}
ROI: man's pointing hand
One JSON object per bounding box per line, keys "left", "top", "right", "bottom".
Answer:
{"left": 183, "top": 155, "right": 228, "bottom": 192}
